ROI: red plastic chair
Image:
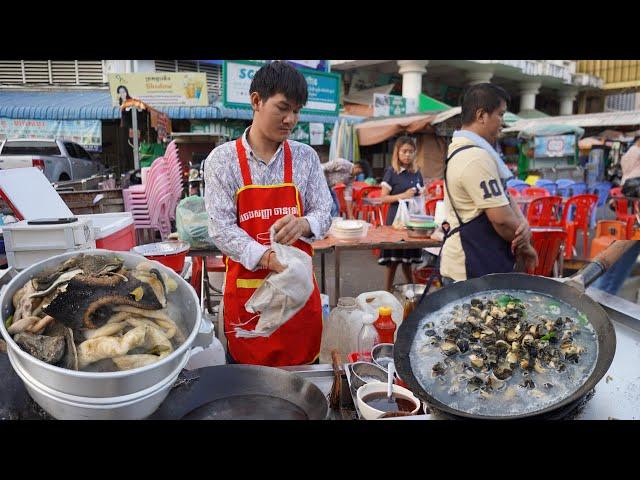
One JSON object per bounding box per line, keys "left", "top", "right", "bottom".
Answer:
{"left": 425, "top": 196, "right": 443, "bottom": 216}
{"left": 332, "top": 184, "right": 348, "bottom": 218}
{"left": 560, "top": 194, "right": 598, "bottom": 259}
{"left": 590, "top": 220, "right": 627, "bottom": 259}
{"left": 360, "top": 188, "right": 384, "bottom": 225}
{"left": 353, "top": 186, "right": 380, "bottom": 220}
{"left": 521, "top": 187, "right": 550, "bottom": 198}
{"left": 528, "top": 228, "right": 567, "bottom": 277}
{"left": 526, "top": 196, "right": 563, "bottom": 227}
{"left": 427, "top": 180, "right": 444, "bottom": 198}
{"left": 507, "top": 187, "right": 520, "bottom": 198}
{"left": 610, "top": 187, "right": 638, "bottom": 236}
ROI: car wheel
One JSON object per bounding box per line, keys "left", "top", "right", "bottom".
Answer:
{"left": 59, "top": 173, "right": 70, "bottom": 181}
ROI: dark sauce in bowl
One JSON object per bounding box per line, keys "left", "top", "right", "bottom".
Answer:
{"left": 362, "top": 392, "right": 418, "bottom": 413}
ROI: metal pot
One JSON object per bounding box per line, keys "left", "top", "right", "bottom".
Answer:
{"left": 0, "top": 249, "right": 203, "bottom": 402}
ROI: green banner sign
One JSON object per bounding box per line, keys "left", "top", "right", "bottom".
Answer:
{"left": 223, "top": 60, "right": 341, "bottom": 115}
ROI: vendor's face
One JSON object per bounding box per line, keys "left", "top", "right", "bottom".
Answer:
{"left": 251, "top": 92, "right": 302, "bottom": 142}
{"left": 483, "top": 100, "right": 506, "bottom": 144}
{"left": 118, "top": 88, "right": 127, "bottom": 100}
{"left": 352, "top": 164, "right": 363, "bottom": 177}
{"left": 398, "top": 144, "right": 416, "bottom": 167}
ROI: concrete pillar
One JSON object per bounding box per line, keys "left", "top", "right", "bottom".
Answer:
{"left": 519, "top": 81, "right": 541, "bottom": 112}
{"left": 465, "top": 70, "right": 494, "bottom": 85}
{"left": 558, "top": 87, "right": 578, "bottom": 116}
{"left": 397, "top": 60, "right": 429, "bottom": 105}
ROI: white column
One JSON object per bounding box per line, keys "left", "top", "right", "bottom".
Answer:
{"left": 558, "top": 87, "right": 578, "bottom": 116}
{"left": 397, "top": 60, "right": 429, "bottom": 105}
{"left": 519, "top": 81, "right": 541, "bottom": 112}
{"left": 465, "top": 70, "right": 494, "bottom": 85}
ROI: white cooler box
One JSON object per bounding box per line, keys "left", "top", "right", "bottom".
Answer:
{"left": 3, "top": 217, "right": 96, "bottom": 270}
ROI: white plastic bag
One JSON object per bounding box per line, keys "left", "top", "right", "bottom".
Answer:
{"left": 392, "top": 199, "right": 411, "bottom": 229}
{"left": 236, "top": 230, "right": 314, "bottom": 338}
{"left": 407, "top": 196, "right": 426, "bottom": 216}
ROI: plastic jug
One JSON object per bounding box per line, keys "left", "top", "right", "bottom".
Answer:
{"left": 319, "top": 297, "right": 366, "bottom": 364}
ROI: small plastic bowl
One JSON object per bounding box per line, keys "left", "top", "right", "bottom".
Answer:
{"left": 131, "top": 241, "right": 190, "bottom": 273}
{"left": 356, "top": 381, "right": 421, "bottom": 420}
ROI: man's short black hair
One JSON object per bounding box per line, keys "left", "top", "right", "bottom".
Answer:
{"left": 461, "top": 83, "right": 511, "bottom": 125}
{"left": 249, "top": 60, "right": 308, "bottom": 106}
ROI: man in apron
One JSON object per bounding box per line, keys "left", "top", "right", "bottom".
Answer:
{"left": 440, "top": 83, "right": 537, "bottom": 284}
{"left": 203, "top": 61, "right": 332, "bottom": 366}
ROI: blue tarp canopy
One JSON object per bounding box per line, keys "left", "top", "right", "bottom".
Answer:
{"left": 0, "top": 90, "right": 338, "bottom": 123}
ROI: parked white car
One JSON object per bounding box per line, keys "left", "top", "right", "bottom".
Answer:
{"left": 0, "top": 138, "right": 105, "bottom": 182}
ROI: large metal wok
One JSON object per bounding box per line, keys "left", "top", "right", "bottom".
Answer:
{"left": 150, "top": 364, "right": 329, "bottom": 420}
{"left": 394, "top": 241, "right": 636, "bottom": 420}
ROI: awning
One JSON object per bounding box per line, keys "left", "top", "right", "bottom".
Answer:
{"left": 0, "top": 90, "right": 338, "bottom": 124}
{"left": 355, "top": 113, "right": 439, "bottom": 146}
{"left": 419, "top": 93, "right": 450, "bottom": 112}
{"left": 503, "top": 110, "right": 640, "bottom": 133}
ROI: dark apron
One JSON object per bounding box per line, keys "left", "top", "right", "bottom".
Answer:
{"left": 443, "top": 145, "right": 515, "bottom": 279}
{"left": 418, "top": 145, "right": 516, "bottom": 304}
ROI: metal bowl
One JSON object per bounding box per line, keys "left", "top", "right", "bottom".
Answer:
{"left": 371, "top": 343, "right": 394, "bottom": 372}
{"left": 349, "top": 361, "right": 388, "bottom": 392}
{"left": 0, "top": 249, "right": 203, "bottom": 418}
{"left": 407, "top": 226, "right": 435, "bottom": 238}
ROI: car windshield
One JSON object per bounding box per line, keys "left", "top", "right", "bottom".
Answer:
{"left": 2, "top": 141, "right": 61, "bottom": 156}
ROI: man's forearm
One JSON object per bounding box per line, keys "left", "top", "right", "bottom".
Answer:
{"left": 486, "top": 207, "right": 521, "bottom": 242}
{"left": 509, "top": 195, "right": 526, "bottom": 223}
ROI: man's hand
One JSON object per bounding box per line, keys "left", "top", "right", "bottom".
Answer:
{"left": 512, "top": 220, "right": 532, "bottom": 254}
{"left": 273, "top": 214, "right": 311, "bottom": 246}
{"left": 517, "top": 243, "right": 539, "bottom": 272}
{"left": 259, "top": 249, "right": 287, "bottom": 273}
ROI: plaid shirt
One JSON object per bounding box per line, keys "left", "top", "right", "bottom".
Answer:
{"left": 203, "top": 127, "right": 332, "bottom": 271}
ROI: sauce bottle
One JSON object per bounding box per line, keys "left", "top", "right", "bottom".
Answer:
{"left": 374, "top": 306, "right": 397, "bottom": 344}
{"left": 403, "top": 290, "right": 416, "bottom": 322}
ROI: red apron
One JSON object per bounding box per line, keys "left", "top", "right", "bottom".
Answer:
{"left": 223, "top": 138, "right": 322, "bottom": 366}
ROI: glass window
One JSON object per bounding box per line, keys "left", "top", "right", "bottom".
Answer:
{"left": 1, "top": 141, "right": 61, "bottom": 156}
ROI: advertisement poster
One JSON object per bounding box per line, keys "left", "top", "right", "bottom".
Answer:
{"left": 0, "top": 117, "right": 102, "bottom": 151}
{"left": 534, "top": 134, "right": 576, "bottom": 158}
{"left": 373, "top": 93, "right": 407, "bottom": 117}
{"left": 108, "top": 72, "right": 209, "bottom": 107}
{"left": 223, "top": 60, "right": 340, "bottom": 114}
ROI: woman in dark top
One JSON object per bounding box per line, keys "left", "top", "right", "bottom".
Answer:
{"left": 378, "top": 136, "right": 425, "bottom": 291}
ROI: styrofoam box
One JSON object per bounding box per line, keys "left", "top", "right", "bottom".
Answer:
{"left": 2, "top": 217, "right": 96, "bottom": 270}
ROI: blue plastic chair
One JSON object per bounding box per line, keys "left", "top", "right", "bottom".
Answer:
{"left": 556, "top": 179, "right": 575, "bottom": 198}
{"left": 588, "top": 181, "right": 612, "bottom": 228}
{"left": 571, "top": 182, "right": 588, "bottom": 196}
{"left": 507, "top": 178, "right": 528, "bottom": 188}
{"left": 589, "top": 182, "right": 612, "bottom": 207}
{"left": 535, "top": 179, "right": 558, "bottom": 196}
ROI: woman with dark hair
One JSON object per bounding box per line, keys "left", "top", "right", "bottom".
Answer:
{"left": 117, "top": 85, "right": 131, "bottom": 106}
{"left": 378, "top": 135, "right": 425, "bottom": 291}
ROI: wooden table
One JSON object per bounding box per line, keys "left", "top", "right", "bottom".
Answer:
{"left": 312, "top": 225, "right": 441, "bottom": 304}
